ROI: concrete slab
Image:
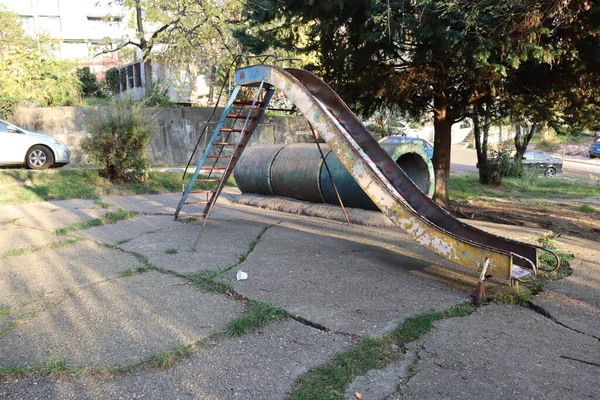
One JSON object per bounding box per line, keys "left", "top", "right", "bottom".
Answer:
{"left": 0, "top": 320, "right": 351, "bottom": 399}
{"left": 0, "top": 241, "right": 142, "bottom": 310}
{"left": 223, "top": 219, "right": 469, "bottom": 336}
{"left": 531, "top": 291, "right": 600, "bottom": 340}
{"left": 100, "top": 193, "right": 189, "bottom": 215}
{"left": 14, "top": 207, "right": 111, "bottom": 232}
{"left": 395, "top": 305, "right": 600, "bottom": 400}
{"left": 120, "top": 218, "right": 270, "bottom": 275}
{"left": 0, "top": 271, "right": 245, "bottom": 367}
{"left": 72, "top": 215, "right": 180, "bottom": 245}
{"left": 0, "top": 226, "right": 71, "bottom": 255}
{"left": 530, "top": 235, "right": 600, "bottom": 339}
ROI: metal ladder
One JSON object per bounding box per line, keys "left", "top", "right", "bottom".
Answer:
{"left": 174, "top": 80, "right": 274, "bottom": 249}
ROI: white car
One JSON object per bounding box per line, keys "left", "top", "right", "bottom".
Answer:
{"left": 0, "top": 119, "right": 71, "bottom": 170}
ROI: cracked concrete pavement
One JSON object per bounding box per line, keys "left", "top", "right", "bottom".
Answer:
{"left": 1, "top": 190, "right": 599, "bottom": 399}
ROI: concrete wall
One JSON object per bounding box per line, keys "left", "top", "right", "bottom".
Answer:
{"left": 11, "top": 106, "right": 313, "bottom": 165}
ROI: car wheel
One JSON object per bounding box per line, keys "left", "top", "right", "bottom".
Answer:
{"left": 26, "top": 145, "right": 54, "bottom": 170}
{"left": 544, "top": 167, "right": 556, "bottom": 177}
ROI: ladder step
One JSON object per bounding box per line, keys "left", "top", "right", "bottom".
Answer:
{"left": 190, "top": 190, "right": 215, "bottom": 194}
{"left": 200, "top": 167, "right": 229, "bottom": 171}
{"left": 213, "top": 142, "right": 236, "bottom": 146}
{"left": 196, "top": 179, "right": 220, "bottom": 183}
{"left": 220, "top": 128, "right": 244, "bottom": 133}
{"left": 208, "top": 155, "right": 231, "bottom": 159}
{"left": 185, "top": 201, "right": 211, "bottom": 205}
{"left": 234, "top": 100, "right": 265, "bottom": 106}
{"left": 227, "top": 114, "right": 259, "bottom": 120}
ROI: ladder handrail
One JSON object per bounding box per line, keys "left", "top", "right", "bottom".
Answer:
{"left": 191, "top": 81, "right": 269, "bottom": 250}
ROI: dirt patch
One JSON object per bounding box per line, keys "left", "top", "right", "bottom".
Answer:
{"left": 450, "top": 198, "right": 600, "bottom": 242}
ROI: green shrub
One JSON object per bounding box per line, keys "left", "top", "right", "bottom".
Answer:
{"left": 81, "top": 98, "right": 155, "bottom": 182}
{"left": 76, "top": 67, "right": 99, "bottom": 97}
{"left": 145, "top": 80, "right": 173, "bottom": 107}
{"left": 104, "top": 67, "right": 120, "bottom": 95}
{"left": 485, "top": 148, "right": 523, "bottom": 184}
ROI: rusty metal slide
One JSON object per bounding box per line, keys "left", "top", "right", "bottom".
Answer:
{"left": 234, "top": 65, "right": 557, "bottom": 282}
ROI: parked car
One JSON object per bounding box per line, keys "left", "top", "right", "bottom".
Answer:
{"left": 521, "top": 150, "right": 562, "bottom": 177}
{"left": 0, "top": 119, "right": 71, "bottom": 170}
{"left": 378, "top": 136, "right": 434, "bottom": 159}
{"left": 589, "top": 135, "right": 600, "bottom": 158}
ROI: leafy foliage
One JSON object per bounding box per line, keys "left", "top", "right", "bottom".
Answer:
{"left": 81, "top": 98, "right": 155, "bottom": 182}
{"left": 144, "top": 80, "right": 172, "bottom": 107}
{"left": 104, "top": 67, "right": 120, "bottom": 95}
{"left": 0, "top": 6, "right": 81, "bottom": 118}
{"left": 484, "top": 149, "right": 523, "bottom": 185}
{"left": 239, "top": 0, "right": 600, "bottom": 202}
{"left": 76, "top": 67, "right": 99, "bottom": 97}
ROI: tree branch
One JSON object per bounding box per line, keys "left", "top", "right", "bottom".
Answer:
{"left": 94, "top": 40, "right": 142, "bottom": 58}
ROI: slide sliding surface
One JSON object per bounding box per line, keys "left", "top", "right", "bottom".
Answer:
{"left": 235, "top": 65, "right": 544, "bottom": 281}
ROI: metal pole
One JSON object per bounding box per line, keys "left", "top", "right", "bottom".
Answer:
{"left": 308, "top": 123, "right": 351, "bottom": 225}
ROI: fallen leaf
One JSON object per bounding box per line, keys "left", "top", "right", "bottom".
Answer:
{"left": 355, "top": 392, "right": 363, "bottom": 399}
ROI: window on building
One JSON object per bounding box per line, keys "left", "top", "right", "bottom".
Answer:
{"left": 133, "top": 62, "right": 142, "bottom": 87}
{"left": 119, "top": 69, "right": 127, "bottom": 92}
{"left": 127, "top": 65, "right": 134, "bottom": 88}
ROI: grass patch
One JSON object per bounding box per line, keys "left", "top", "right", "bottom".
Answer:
{"left": 121, "top": 268, "right": 134, "bottom": 277}
{"left": 227, "top": 300, "right": 289, "bottom": 336}
{"left": 574, "top": 204, "right": 600, "bottom": 214}
{"left": 186, "top": 270, "right": 233, "bottom": 294}
{"left": 449, "top": 174, "right": 600, "bottom": 201}
{"left": 1, "top": 238, "right": 81, "bottom": 259}
{"left": 148, "top": 345, "right": 192, "bottom": 369}
{"left": 0, "top": 306, "right": 10, "bottom": 316}
{"left": 56, "top": 209, "right": 137, "bottom": 235}
{"left": 290, "top": 303, "right": 476, "bottom": 399}
{"left": 0, "top": 169, "right": 186, "bottom": 205}
{"left": 165, "top": 248, "right": 179, "bottom": 254}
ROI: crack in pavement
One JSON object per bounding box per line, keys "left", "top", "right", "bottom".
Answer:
{"left": 527, "top": 299, "right": 600, "bottom": 342}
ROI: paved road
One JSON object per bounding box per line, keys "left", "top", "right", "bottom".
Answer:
{"left": 451, "top": 144, "right": 600, "bottom": 179}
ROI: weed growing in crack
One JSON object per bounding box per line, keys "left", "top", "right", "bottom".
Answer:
{"left": 0, "top": 364, "right": 31, "bottom": 381}
{"left": 406, "top": 358, "right": 420, "bottom": 380}
{"left": 121, "top": 268, "right": 134, "bottom": 277}
{"left": 56, "top": 209, "right": 137, "bottom": 235}
{"left": 227, "top": 300, "right": 289, "bottom": 336}
{"left": 165, "top": 248, "right": 178, "bottom": 254}
{"left": 289, "top": 303, "right": 476, "bottom": 399}
{"left": 148, "top": 345, "right": 192, "bottom": 369}
{"left": 2, "top": 239, "right": 81, "bottom": 259}
{"left": 187, "top": 270, "right": 232, "bottom": 294}
{"left": 0, "top": 305, "right": 10, "bottom": 316}
{"left": 494, "top": 287, "right": 532, "bottom": 306}
{"left": 40, "top": 355, "right": 71, "bottom": 377}
{"left": 136, "top": 266, "right": 148, "bottom": 273}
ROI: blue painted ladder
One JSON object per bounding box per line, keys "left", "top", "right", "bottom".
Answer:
{"left": 174, "top": 80, "right": 274, "bottom": 249}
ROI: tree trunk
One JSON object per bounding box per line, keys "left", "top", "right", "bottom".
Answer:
{"left": 432, "top": 95, "right": 453, "bottom": 206}
{"left": 143, "top": 59, "right": 153, "bottom": 98}
{"left": 473, "top": 116, "right": 489, "bottom": 184}
{"left": 514, "top": 123, "right": 537, "bottom": 162}
{"left": 208, "top": 64, "right": 217, "bottom": 105}
{"left": 135, "top": 0, "right": 153, "bottom": 97}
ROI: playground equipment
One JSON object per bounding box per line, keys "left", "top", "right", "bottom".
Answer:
{"left": 175, "top": 59, "right": 559, "bottom": 284}
{"left": 234, "top": 142, "right": 434, "bottom": 211}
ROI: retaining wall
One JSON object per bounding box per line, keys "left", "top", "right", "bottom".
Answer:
{"left": 11, "top": 106, "right": 313, "bottom": 165}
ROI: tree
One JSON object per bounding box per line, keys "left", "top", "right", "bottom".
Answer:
{"left": 97, "top": 0, "right": 243, "bottom": 102}
{"left": 0, "top": 6, "right": 81, "bottom": 118}
{"left": 237, "top": 0, "right": 600, "bottom": 204}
